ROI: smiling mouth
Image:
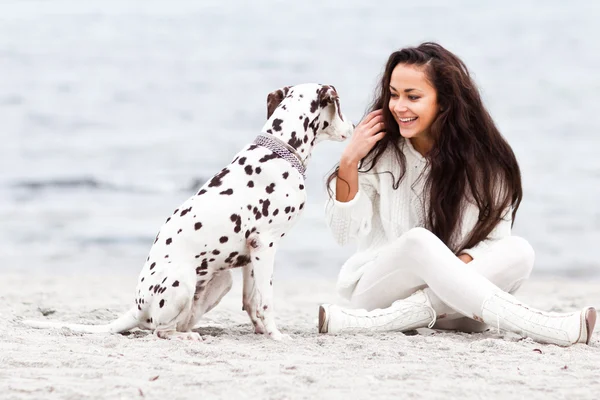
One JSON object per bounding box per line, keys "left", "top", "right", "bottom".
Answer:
{"left": 399, "top": 117, "right": 417, "bottom": 122}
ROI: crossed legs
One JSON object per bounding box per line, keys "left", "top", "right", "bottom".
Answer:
{"left": 349, "top": 229, "right": 535, "bottom": 331}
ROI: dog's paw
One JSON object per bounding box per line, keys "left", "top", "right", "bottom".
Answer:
{"left": 268, "top": 330, "right": 292, "bottom": 341}
{"left": 175, "top": 332, "right": 202, "bottom": 341}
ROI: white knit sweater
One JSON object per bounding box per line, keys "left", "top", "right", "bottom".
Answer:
{"left": 325, "top": 139, "right": 512, "bottom": 300}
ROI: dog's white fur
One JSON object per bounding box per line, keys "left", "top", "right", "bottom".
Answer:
{"left": 23, "top": 83, "right": 353, "bottom": 340}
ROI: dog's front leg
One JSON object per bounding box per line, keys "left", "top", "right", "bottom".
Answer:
{"left": 242, "top": 263, "right": 266, "bottom": 334}
{"left": 248, "top": 241, "right": 288, "bottom": 341}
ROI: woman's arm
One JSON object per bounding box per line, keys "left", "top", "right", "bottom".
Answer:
{"left": 335, "top": 156, "right": 360, "bottom": 202}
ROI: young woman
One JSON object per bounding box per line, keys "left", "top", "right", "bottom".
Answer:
{"left": 319, "top": 42, "right": 596, "bottom": 346}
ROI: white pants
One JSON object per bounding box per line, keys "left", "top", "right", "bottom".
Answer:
{"left": 350, "top": 228, "right": 535, "bottom": 332}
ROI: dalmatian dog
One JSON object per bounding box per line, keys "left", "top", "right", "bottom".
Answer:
{"left": 23, "top": 83, "right": 353, "bottom": 341}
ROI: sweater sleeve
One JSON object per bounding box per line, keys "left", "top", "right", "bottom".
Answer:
{"left": 324, "top": 172, "right": 378, "bottom": 246}
{"left": 459, "top": 202, "right": 512, "bottom": 260}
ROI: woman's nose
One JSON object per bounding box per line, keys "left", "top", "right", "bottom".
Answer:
{"left": 394, "top": 102, "right": 408, "bottom": 113}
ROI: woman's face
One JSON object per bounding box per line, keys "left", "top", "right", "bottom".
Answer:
{"left": 388, "top": 63, "right": 439, "bottom": 146}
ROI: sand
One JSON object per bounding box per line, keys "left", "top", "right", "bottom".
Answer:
{"left": 1, "top": 271, "right": 598, "bottom": 400}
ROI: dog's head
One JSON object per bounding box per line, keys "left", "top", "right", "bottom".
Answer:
{"left": 265, "top": 83, "right": 354, "bottom": 146}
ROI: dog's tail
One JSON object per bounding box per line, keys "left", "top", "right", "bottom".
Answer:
{"left": 22, "top": 308, "right": 140, "bottom": 334}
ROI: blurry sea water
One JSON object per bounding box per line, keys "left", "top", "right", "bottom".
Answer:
{"left": 1, "top": 0, "right": 599, "bottom": 279}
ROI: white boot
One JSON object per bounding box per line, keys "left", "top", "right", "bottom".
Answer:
{"left": 318, "top": 290, "right": 437, "bottom": 334}
{"left": 480, "top": 291, "right": 596, "bottom": 346}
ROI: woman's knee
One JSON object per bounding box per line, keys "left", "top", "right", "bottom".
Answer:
{"left": 396, "top": 227, "right": 438, "bottom": 253}
{"left": 500, "top": 236, "right": 535, "bottom": 278}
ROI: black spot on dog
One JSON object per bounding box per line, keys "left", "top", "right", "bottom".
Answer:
{"left": 259, "top": 153, "right": 278, "bottom": 163}
{"left": 247, "top": 181, "right": 254, "bottom": 188}
{"left": 266, "top": 183, "right": 275, "bottom": 194}
{"left": 149, "top": 285, "right": 153, "bottom": 291}
{"left": 282, "top": 172, "right": 289, "bottom": 179}
{"left": 159, "top": 299, "right": 165, "bottom": 308}
{"left": 180, "top": 207, "right": 192, "bottom": 217}
{"left": 162, "top": 277, "right": 167, "bottom": 284}
{"left": 166, "top": 238, "right": 172, "bottom": 245}
{"left": 208, "top": 168, "right": 230, "bottom": 188}
{"left": 244, "top": 165, "right": 253, "bottom": 175}
{"left": 303, "top": 117, "right": 310, "bottom": 131}
{"left": 230, "top": 214, "right": 242, "bottom": 233}
{"left": 269, "top": 242, "right": 273, "bottom": 247}
{"left": 238, "top": 157, "right": 247, "bottom": 165}
{"left": 220, "top": 236, "right": 228, "bottom": 243}
{"left": 299, "top": 202, "right": 304, "bottom": 210}
{"left": 310, "top": 100, "right": 318, "bottom": 113}
{"left": 273, "top": 209, "right": 279, "bottom": 216}
{"left": 177, "top": 229, "right": 182, "bottom": 234}
{"left": 233, "top": 255, "right": 251, "bottom": 267}
{"left": 285, "top": 206, "right": 291, "bottom": 213}
{"left": 299, "top": 184, "right": 304, "bottom": 190}
{"left": 150, "top": 262, "right": 156, "bottom": 270}
{"left": 165, "top": 217, "right": 171, "bottom": 223}
{"left": 288, "top": 132, "right": 303, "bottom": 149}
{"left": 172, "top": 281, "right": 179, "bottom": 287}
{"left": 255, "top": 212, "right": 262, "bottom": 220}
{"left": 247, "top": 144, "right": 258, "bottom": 151}
{"left": 245, "top": 230, "right": 250, "bottom": 239}
{"left": 225, "top": 251, "right": 239, "bottom": 263}
{"left": 272, "top": 118, "right": 283, "bottom": 132}
{"left": 261, "top": 199, "right": 271, "bottom": 216}
{"left": 212, "top": 249, "right": 220, "bottom": 255}
{"left": 194, "top": 222, "right": 203, "bottom": 230}
{"left": 197, "top": 189, "right": 207, "bottom": 195}
{"left": 255, "top": 167, "right": 262, "bottom": 174}
{"left": 323, "top": 121, "right": 329, "bottom": 129}
{"left": 220, "top": 188, "right": 233, "bottom": 195}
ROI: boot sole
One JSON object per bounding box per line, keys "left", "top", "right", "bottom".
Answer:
{"left": 585, "top": 307, "right": 597, "bottom": 345}
{"left": 318, "top": 305, "right": 328, "bottom": 334}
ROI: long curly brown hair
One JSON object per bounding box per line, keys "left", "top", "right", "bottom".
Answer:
{"left": 326, "top": 42, "right": 522, "bottom": 254}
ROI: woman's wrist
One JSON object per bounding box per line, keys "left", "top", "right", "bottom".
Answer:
{"left": 340, "top": 152, "right": 360, "bottom": 169}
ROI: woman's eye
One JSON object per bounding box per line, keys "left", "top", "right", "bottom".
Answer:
{"left": 408, "top": 95, "right": 420, "bottom": 101}
{"left": 390, "top": 93, "right": 398, "bottom": 98}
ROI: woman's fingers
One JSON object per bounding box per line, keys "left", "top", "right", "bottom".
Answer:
{"left": 359, "top": 110, "right": 383, "bottom": 128}
{"left": 371, "top": 130, "right": 386, "bottom": 142}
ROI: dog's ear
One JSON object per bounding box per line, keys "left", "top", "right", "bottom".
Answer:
{"left": 317, "top": 85, "right": 344, "bottom": 121}
{"left": 266, "top": 86, "right": 291, "bottom": 119}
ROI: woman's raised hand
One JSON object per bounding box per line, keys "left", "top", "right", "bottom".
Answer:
{"left": 341, "top": 110, "right": 386, "bottom": 165}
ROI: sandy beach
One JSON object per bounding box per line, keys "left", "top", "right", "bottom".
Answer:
{"left": 1, "top": 271, "right": 598, "bottom": 400}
